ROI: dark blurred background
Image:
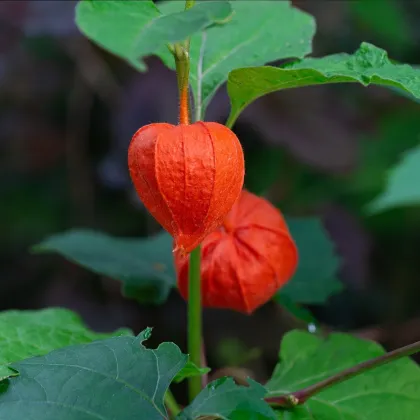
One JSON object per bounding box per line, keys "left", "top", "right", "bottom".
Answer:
{"left": 1, "top": 0, "right": 420, "bottom": 393}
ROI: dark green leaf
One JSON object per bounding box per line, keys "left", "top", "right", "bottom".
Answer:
{"left": 0, "top": 308, "right": 131, "bottom": 381}
{"left": 177, "top": 377, "right": 276, "bottom": 420}
{"left": 173, "top": 361, "right": 210, "bottom": 384}
{"left": 279, "top": 218, "right": 342, "bottom": 304}
{"left": 33, "top": 230, "right": 175, "bottom": 305}
{"left": 228, "top": 42, "right": 420, "bottom": 126}
{"left": 367, "top": 145, "right": 420, "bottom": 214}
{"left": 157, "top": 0, "right": 315, "bottom": 116}
{"left": 343, "top": 113, "right": 420, "bottom": 205}
{"left": 268, "top": 331, "right": 420, "bottom": 420}
{"left": 0, "top": 328, "right": 187, "bottom": 420}
{"left": 75, "top": 0, "right": 231, "bottom": 71}
{"left": 244, "top": 148, "right": 285, "bottom": 196}
{"left": 349, "top": 0, "right": 411, "bottom": 52}
{"left": 274, "top": 295, "right": 318, "bottom": 326}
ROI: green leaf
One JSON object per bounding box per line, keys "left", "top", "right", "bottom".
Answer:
{"left": 177, "top": 377, "right": 276, "bottom": 420}
{"left": 275, "top": 295, "right": 318, "bottom": 326}
{"left": 279, "top": 218, "right": 342, "bottom": 304}
{"left": 76, "top": 0, "right": 160, "bottom": 70}
{"left": 75, "top": 0, "right": 231, "bottom": 71}
{"left": 349, "top": 0, "right": 411, "bottom": 52}
{"left": 228, "top": 42, "right": 420, "bottom": 127}
{"left": 0, "top": 328, "right": 187, "bottom": 420}
{"left": 343, "top": 112, "right": 420, "bottom": 205}
{"left": 0, "top": 308, "right": 131, "bottom": 381}
{"left": 367, "top": 144, "right": 420, "bottom": 214}
{"left": 157, "top": 0, "right": 315, "bottom": 116}
{"left": 173, "top": 361, "right": 210, "bottom": 384}
{"left": 244, "top": 148, "right": 285, "bottom": 196}
{"left": 267, "top": 331, "right": 420, "bottom": 420}
{"left": 33, "top": 230, "right": 175, "bottom": 305}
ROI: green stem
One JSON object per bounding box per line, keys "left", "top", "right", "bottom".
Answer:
{"left": 266, "top": 339, "right": 420, "bottom": 408}
{"left": 188, "top": 245, "right": 202, "bottom": 401}
{"left": 165, "top": 389, "right": 181, "bottom": 417}
{"left": 225, "top": 109, "right": 240, "bottom": 130}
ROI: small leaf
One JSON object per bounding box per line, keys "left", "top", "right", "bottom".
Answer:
{"left": 275, "top": 294, "right": 318, "bottom": 326}
{"left": 228, "top": 42, "right": 420, "bottom": 126}
{"left": 367, "top": 145, "right": 420, "bottom": 214}
{"left": 268, "top": 331, "right": 420, "bottom": 420}
{"left": 177, "top": 377, "right": 276, "bottom": 420}
{"left": 173, "top": 361, "right": 210, "bottom": 384}
{"left": 157, "top": 0, "right": 315, "bottom": 115}
{"left": 33, "top": 229, "right": 175, "bottom": 304}
{"left": 0, "top": 308, "right": 131, "bottom": 381}
{"left": 75, "top": 0, "right": 231, "bottom": 71}
{"left": 0, "top": 330, "right": 187, "bottom": 420}
{"left": 279, "top": 218, "right": 342, "bottom": 304}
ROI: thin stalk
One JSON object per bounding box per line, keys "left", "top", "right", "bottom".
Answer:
{"left": 172, "top": 0, "right": 203, "bottom": 403}
{"left": 266, "top": 339, "right": 420, "bottom": 408}
{"left": 188, "top": 246, "right": 202, "bottom": 401}
{"left": 165, "top": 389, "right": 181, "bottom": 417}
{"left": 174, "top": 43, "right": 190, "bottom": 125}
{"left": 225, "top": 110, "right": 239, "bottom": 130}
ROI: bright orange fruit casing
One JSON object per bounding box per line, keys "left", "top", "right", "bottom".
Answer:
{"left": 128, "top": 122, "right": 244, "bottom": 253}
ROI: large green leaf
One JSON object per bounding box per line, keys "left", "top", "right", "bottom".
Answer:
{"left": 157, "top": 0, "right": 315, "bottom": 117}
{"left": 0, "top": 308, "right": 131, "bottom": 381}
{"left": 367, "top": 144, "right": 420, "bottom": 214}
{"left": 33, "top": 230, "right": 175, "bottom": 304}
{"left": 75, "top": 0, "right": 231, "bottom": 71}
{"left": 177, "top": 377, "right": 276, "bottom": 420}
{"left": 0, "top": 328, "right": 187, "bottom": 420}
{"left": 267, "top": 331, "right": 420, "bottom": 420}
{"left": 278, "top": 218, "right": 342, "bottom": 304}
{"left": 227, "top": 42, "right": 420, "bottom": 126}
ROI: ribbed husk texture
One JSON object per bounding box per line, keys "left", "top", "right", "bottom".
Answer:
{"left": 175, "top": 190, "right": 298, "bottom": 314}
{"left": 128, "top": 122, "right": 245, "bottom": 253}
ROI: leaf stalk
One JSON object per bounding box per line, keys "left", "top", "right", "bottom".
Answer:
{"left": 266, "top": 339, "right": 420, "bottom": 408}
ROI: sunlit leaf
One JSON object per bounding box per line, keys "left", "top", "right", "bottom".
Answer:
{"left": 228, "top": 43, "right": 420, "bottom": 126}
{"left": 0, "top": 308, "right": 131, "bottom": 381}
{"left": 268, "top": 331, "right": 420, "bottom": 419}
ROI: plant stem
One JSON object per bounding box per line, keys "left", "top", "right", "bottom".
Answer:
{"left": 225, "top": 108, "right": 241, "bottom": 130}
{"left": 266, "top": 339, "right": 420, "bottom": 408}
{"left": 165, "top": 389, "right": 181, "bottom": 417}
{"left": 174, "top": 43, "right": 190, "bottom": 125}
{"left": 173, "top": 0, "right": 203, "bottom": 403}
{"left": 188, "top": 245, "right": 202, "bottom": 401}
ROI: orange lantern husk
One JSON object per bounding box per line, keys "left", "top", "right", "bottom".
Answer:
{"left": 128, "top": 122, "right": 245, "bottom": 253}
{"left": 175, "top": 190, "right": 298, "bottom": 314}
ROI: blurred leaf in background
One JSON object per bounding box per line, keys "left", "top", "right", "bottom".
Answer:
{"left": 33, "top": 230, "right": 175, "bottom": 304}
{"left": 280, "top": 217, "right": 342, "bottom": 305}
{"left": 348, "top": 0, "right": 412, "bottom": 54}
{"left": 367, "top": 145, "right": 420, "bottom": 214}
